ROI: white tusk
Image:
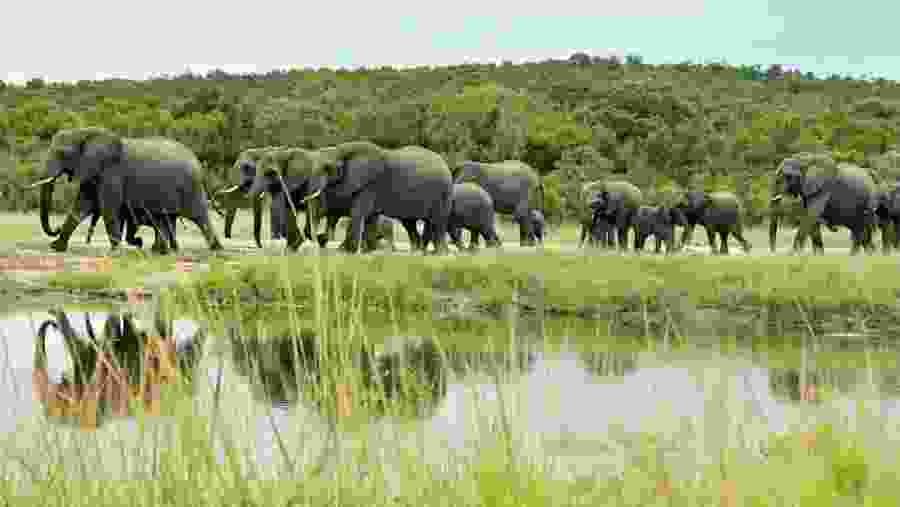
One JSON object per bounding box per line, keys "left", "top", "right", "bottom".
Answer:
{"left": 217, "top": 184, "right": 240, "bottom": 195}
{"left": 302, "top": 189, "right": 322, "bottom": 203}
{"left": 28, "top": 176, "right": 57, "bottom": 188}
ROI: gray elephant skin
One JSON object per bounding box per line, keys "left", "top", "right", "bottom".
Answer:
{"left": 422, "top": 182, "right": 502, "bottom": 251}
{"left": 874, "top": 183, "right": 900, "bottom": 252}
{"left": 34, "top": 127, "right": 222, "bottom": 253}
{"left": 588, "top": 180, "right": 644, "bottom": 251}
{"left": 529, "top": 208, "right": 546, "bottom": 244}
{"left": 248, "top": 142, "right": 453, "bottom": 254}
{"left": 454, "top": 160, "right": 544, "bottom": 247}
{"left": 677, "top": 190, "right": 752, "bottom": 255}
{"left": 240, "top": 147, "right": 414, "bottom": 252}
{"left": 40, "top": 177, "right": 179, "bottom": 253}
{"left": 630, "top": 206, "right": 685, "bottom": 254}
{"left": 770, "top": 155, "right": 880, "bottom": 255}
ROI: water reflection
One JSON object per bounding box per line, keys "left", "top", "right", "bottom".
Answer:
{"left": 227, "top": 328, "right": 448, "bottom": 420}
{"left": 1, "top": 304, "right": 899, "bottom": 480}
{"left": 31, "top": 309, "right": 205, "bottom": 429}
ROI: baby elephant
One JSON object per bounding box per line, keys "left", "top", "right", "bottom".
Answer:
{"left": 676, "top": 190, "right": 752, "bottom": 255}
{"left": 529, "top": 209, "right": 546, "bottom": 244}
{"left": 426, "top": 183, "right": 501, "bottom": 251}
{"left": 632, "top": 206, "right": 685, "bottom": 254}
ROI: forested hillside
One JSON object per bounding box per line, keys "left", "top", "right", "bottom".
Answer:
{"left": 5, "top": 55, "right": 900, "bottom": 225}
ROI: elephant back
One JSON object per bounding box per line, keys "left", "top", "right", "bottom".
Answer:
{"left": 392, "top": 146, "right": 452, "bottom": 178}
{"left": 601, "top": 180, "right": 643, "bottom": 209}
{"left": 837, "top": 162, "right": 882, "bottom": 192}
{"left": 452, "top": 182, "right": 493, "bottom": 206}
{"left": 706, "top": 191, "right": 743, "bottom": 211}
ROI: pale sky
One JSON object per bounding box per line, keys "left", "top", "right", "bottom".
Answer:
{"left": 6, "top": 0, "right": 898, "bottom": 83}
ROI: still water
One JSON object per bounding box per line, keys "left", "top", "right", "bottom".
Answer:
{"left": 1, "top": 304, "right": 899, "bottom": 481}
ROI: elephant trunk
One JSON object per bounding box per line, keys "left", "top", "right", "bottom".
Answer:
{"left": 253, "top": 192, "right": 264, "bottom": 248}
{"left": 769, "top": 205, "right": 780, "bottom": 253}
{"left": 39, "top": 178, "right": 61, "bottom": 237}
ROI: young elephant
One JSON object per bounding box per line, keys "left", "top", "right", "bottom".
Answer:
{"left": 422, "top": 183, "right": 502, "bottom": 251}
{"left": 529, "top": 209, "right": 546, "bottom": 244}
{"left": 630, "top": 206, "right": 685, "bottom": 254}
{"left": 677, "top": 190, "right": 752, "bottom": 255}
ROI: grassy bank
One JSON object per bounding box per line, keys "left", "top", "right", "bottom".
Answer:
{"left": 160, "top": 252, "right": 900, "bottom": 313}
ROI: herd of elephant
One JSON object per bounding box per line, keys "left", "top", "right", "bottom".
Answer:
{"left": 27, "top": 126, "right": 900, "bottom": 256}
{"left": 29, "top": 127, "right": 545, "bottom": 255}
{"left": 573, "top": 152, "right": 900, "bottom": 256}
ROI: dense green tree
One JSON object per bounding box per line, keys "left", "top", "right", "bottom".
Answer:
{"left": 3, "top": 59, "right": 899, "bottom": 224}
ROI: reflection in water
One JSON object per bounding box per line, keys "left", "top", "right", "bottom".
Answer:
{"left": 579, "top": 352, "right": 638, "bottom": 378}
{"left": 227, "top": 328, "right": 448, "bottom": 420}
{"left": 32, "top": 309, "right": 205, "bottom": 430}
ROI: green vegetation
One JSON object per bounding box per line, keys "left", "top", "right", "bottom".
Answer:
{"left": 5, "top": 57, "right": 900, "bottom": 226}
{"left": 4, "top": 262, "right": 900, "bottom": 505}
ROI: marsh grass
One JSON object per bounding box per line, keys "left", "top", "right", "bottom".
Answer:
{"left": 3, "top": 256, "right": 900, "bottom": 505}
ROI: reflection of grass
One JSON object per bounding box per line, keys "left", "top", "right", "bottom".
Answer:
{"left": 4, "top": 258, "right": 900, "bottom": 505}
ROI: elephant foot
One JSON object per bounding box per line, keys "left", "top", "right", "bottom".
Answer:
{"left": 50, "top": 239, "right": 69, "bottom": 252}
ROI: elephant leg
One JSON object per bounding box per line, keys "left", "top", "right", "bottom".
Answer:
{"left": 849, "top": 226, "right": 866, "bottom": 256}
{"left": 50, "top": 202, "right": 88, "bottom": 252}
{"left": 810, "top": 224, "right": 825, "bottom": 254}
{"left": 447, "top": 224, "right": 466, "bottom": 251}
{"left": 680, "top": 223, "right": 695, "bottom": 249}
{"left": 654, "top": 236, "right": 663, "bottom": 254}
{"left": 400, "top": 219, "right": 422, "bottom": 251}
{"left": 730, "top": 223, "right": 752, "bottom": 254}
{"left": 794, "top": 193, "right": 830, "bottom": 255}
{"left": 189, "top": 206, "right": 224, "bottom": 253}
{"left": 85, "top": 212, "right": 100, "bottom": 245}
{"left": 704, "top": 227, "right": 718, "bottom": 254}
{"left": 718, "top": 230, "right": 730, "bottom": 255}
{"left": 514, "top": 207, "right": 534, "bottom": 247}
{"left": 343, "top": 193, "right": 377, "bottom": 254}
{"left": 893, "top": 220, "right": 900, "bottom": 252}
{"left": 224, "top": 209, "right": 236, "bottom": 239}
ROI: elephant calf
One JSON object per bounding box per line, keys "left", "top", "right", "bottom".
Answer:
{"left": 423, "top": 183, "right": 501, "bottom": 251}
{"left": 529, "top": 209, "right": 546, "bottom": 244}
{"left": 631, "top": 206, "right": 685, "bottom": 254}
{"left": 676, "top": 190, "right": 752, "bottom": 255}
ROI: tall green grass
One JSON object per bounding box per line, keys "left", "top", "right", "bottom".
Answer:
{"left": 2, "top": 258, "right": 899, "bottom": 505}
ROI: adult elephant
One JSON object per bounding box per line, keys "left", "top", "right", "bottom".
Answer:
{"left": 247, "top": 142, "right": 453, "bottom": 254}
{"left": 454, "top": 160, "right": 544, "bottom": 247}
{"left": 873, "top": 183, "right": 900, "bottom": 253}
{"left": 588, "top": 180, "right": 644, "bottom": 251}
{"left": 34, "top": 135, "right": 195, "bottom": 253}
{"left": 629, "top": 205, "right": 686, "bottom": 254}
{"left": 32, "top": 127, "right": 222, "bottom": 253}
{"left": 676, "top": 190, "right": 752, "bottom": 255}
{"left": 238, "top": 147, "right": 402, "bottom": 252}
{"left": 421, "top": 182, "right": 502, "bottom": 252}
{"left": 769, "top": 154, "right": 880, "bottom": 255}
{"left": 577, "top": 180, "right": 613, "bottom": 247}
{"left": 214, "top": 147, "right": 284, "bottom": 242}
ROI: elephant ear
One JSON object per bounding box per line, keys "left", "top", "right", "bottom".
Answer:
{"left": 79, "top": 134, "right": 124, "bottom": 182}
{"left": 324, "top": 141, "right": 387, "bottom": 194}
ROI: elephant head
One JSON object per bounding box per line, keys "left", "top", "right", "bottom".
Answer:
{"left": 453, "top": 160, "right": 481, "bottom": 184}
{"left": 246, "top": 148, "right": 329, "bottom": 249}
{"left": 32, "top": 128, "right": 124, "bottom": 238}
{"left": 769, "top": 155, "right": 835, "bottom": 251}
